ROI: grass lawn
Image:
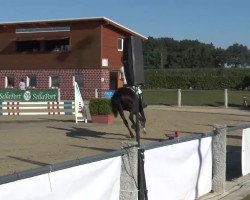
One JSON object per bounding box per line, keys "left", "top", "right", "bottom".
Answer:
{"left": 143, "top": 89, "right": 250, "bottom": 107}
{"left": 242, "top": 195, "right": 250, "bottom": 200}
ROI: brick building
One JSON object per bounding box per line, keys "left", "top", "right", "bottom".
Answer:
{"left": 0, "top": 17, "right": 147, "bottom": 100}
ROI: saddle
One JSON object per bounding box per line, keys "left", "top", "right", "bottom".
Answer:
{"left": 124, "top": 86, "right": 147, "bottom": 108}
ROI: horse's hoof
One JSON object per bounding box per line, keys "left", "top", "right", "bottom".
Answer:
{"left": 130, "top": 134, "right": 135, "bottom": 138}
{"left": 131, "top": 124, "right": 135, "bottom": 129}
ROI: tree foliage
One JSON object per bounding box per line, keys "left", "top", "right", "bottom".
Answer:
{"left": 143, "top": 37, "right": 250, "bottom": 69}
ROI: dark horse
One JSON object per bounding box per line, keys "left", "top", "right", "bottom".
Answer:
{"left": 111, "top": 87, "right": 146, "bottom": 138}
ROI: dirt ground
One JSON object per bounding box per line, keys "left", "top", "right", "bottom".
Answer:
{"left": 0, "top": 105, "right": 250, "bottom": 177}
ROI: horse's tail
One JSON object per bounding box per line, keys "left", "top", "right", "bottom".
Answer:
{"left": 111, "top": 93, "right": 119, "bottom": 117}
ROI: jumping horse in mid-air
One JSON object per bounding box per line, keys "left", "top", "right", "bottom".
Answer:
{"left": 111, "top": 87, "right": 146, "bottom": 138}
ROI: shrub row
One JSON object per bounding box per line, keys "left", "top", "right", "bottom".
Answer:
{"left": 144, "top": 69, "right": 250, "bottom": 90}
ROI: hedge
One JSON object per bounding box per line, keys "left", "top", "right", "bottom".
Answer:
{"left": 89, "top": 98, "right": 112, "bottom": 115}
{"left": 144, "top": 68, "right": 250, "bottom": 90}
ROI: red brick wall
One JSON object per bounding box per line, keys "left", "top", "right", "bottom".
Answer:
{"left": 0, "top": 21, "right": 103, "bottom": 70}
{"left": 101, "top": 24, "right": 129, "bottom": 70}
{"left": 0, "top": 68, "right": 110, "bottom": 100}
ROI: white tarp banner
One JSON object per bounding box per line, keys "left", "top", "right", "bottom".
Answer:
{"left": 0, "top": 157, "right": 121, "bottom": 200}
{"left": 242, "top": 128, "right": 250, "bottom": 176}
{"left": 144, "top": 137, "right": 212, "bottom": 200}
{"left": 74, "top": 81, "right": 87, "bottom": 123}
{"left": 0, "top": 174, "right": 53, "bottom": 200}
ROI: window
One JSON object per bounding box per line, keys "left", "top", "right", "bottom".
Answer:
{"left": 44, "top": 38, "right": 70, "bottom": 52}
{"left": 118, "top": 38, "right": 124, "bottom": 51}
{"left": 26, "top": 75, "right": 37, "bottom": 88}
{"left": 16, "top": 40, "right": 40, "bottom": 52}
{"left": 49, "top": 76, "right": 60, "bottom": 88}
{"left": 5, "top": 76, "right": 15, "bottom": 88}
{"left": 73, "top": 74, "right": 84, "bottom": 87}
{"left": 15, "top": 38, "right": 70, "bottom": 53}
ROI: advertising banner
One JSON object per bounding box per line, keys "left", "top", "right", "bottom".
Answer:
{"left": 103, "top": 90, "right": 115, "bottom": 99}
{"left": 144, "top": 137, "right": 212, "bottom": 200}
{"left": 0, "top": 157, "right": 121, "bottom": 200}
{"left": 0, "top": 89, "right": 59, "bottom": 102}
{"left": 242, "top": 128, "right": 250, "bottom": 176}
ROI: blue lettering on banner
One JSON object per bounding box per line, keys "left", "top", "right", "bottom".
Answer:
{"left": 103, "top": 90, "right": 115, "bottom": 99}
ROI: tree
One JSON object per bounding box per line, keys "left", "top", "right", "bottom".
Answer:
{"left": 226, "top": 44, "right": 250, "bottom": 68}
{"left": 213, "top": 48, "right": 227, "bottom": 68}
{"left": 143, "top": 37, "right": 250, "bottom": 69}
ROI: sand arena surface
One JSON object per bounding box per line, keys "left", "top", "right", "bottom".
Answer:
{"left": 0, "top": 105, "right": 249, "bottom": 177}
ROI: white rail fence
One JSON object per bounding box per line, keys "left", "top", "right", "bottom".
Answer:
{"left": 177, "top": 89, "right": 229, "bottom": 108}
{"left": 0, "top": 101, "right": 74, "bottom": 116}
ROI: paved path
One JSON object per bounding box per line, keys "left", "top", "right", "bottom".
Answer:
{"left": 200, "top": 174, "right": 250, "bottom": 200}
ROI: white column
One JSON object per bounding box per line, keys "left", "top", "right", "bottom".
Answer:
{"left": 224, "top": 89, "right": 228, "bottom": 108}
{"left": 178, "top": 89, "right": 181, "bottom": 107}
{"left": 95, "top": 89, "right": 98, "bottom": 98}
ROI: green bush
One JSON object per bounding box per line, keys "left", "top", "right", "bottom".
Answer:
{"left": 89, "top": 98, "right": 112, "bottom": 115}
{"left": 144, "top": 68, "right": 249, "bottom": 90}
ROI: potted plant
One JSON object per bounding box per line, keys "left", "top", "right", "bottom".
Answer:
{"left": 89, "top": 98, "right": 113, "bottom": 124}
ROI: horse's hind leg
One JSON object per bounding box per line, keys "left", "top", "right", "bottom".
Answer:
{"left": 122, "top": 117, "right": 135, "bottom": 138}
{"left": 117, "top": 104, "right": 134, "bottom": 138}
{"left": 139, "top": 115, "right": 147, "bottom": 134}
{"left": 139, "top": 109, "right": 147, "bottom": 134}
{"left": 129, "top": 112, "right": 136, "bottom": 130}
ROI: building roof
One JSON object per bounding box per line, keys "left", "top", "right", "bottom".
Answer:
{"left": 0, "top": 17, "right": 148, "bottom": 40}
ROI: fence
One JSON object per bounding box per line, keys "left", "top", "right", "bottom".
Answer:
{"left": 177, "top": 89, "right": 230, "bottom": 108}
{"left": 0, "top": 101, "right": 74, "bottom": 115}
{"left": 0, "top": 123, "right": 250, "bottom": 200}
{"left": 143, "top": 89, "right": 250, "bottom": 108}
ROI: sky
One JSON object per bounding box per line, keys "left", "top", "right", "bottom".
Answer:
{"left": 1, "top": 0, "right": 250, "bottom": 49}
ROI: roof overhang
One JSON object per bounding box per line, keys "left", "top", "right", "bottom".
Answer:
{"left": 0, "top": 17, "right": 148, "bottom": 40}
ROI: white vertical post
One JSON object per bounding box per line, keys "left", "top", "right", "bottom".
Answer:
{"left": 4, "top": 77, "right": 8, "bottom": 88}
{"left": 95, "top": 89, "right": 98, "bottom": 98}
{"left": 57, "top": 89, "right": 61, "bottom": 102}
{"left": 26, "top": 76, "right": 30, "bottom": 88}
{"left": 72, "top": 76, "right": 75, "bottom": 87}
{"left": 224, "top": 89, "right": 228, "bottom": 108}
{"left": 49, "top": 76, "right": 52, "bottom": 88}
{"left": 178, "top": 89, "right": 181, "bottom": 107}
